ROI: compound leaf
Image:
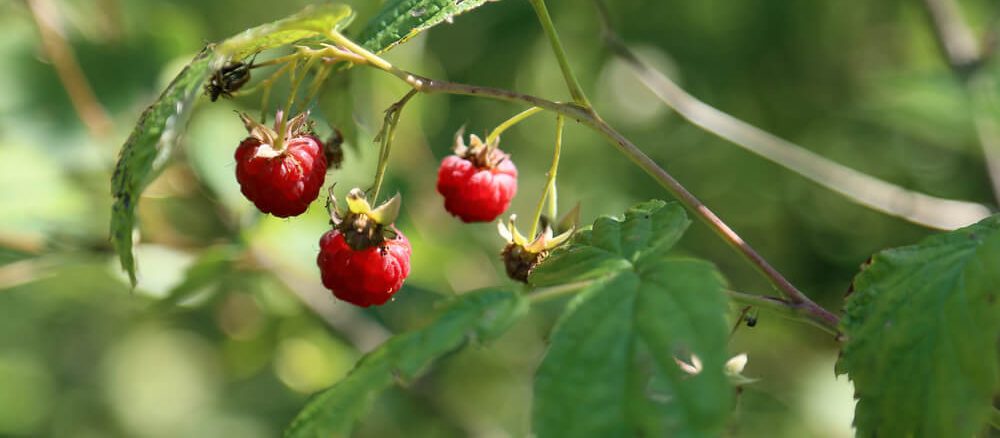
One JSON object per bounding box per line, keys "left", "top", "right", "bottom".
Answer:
{"left": 529, "top": 200, "right": 690, "bottom": 286}
{"left": 358, "top": 0, "right": 497, "bottom": 53}
{"left": 284, "top": 288, "right": 527, "bottom": 437}
{"left": 837, "top": 214, "right": 1000, "bottom": 437}
{"left": 532, "top": 201, "right": 732, "bottom": 437}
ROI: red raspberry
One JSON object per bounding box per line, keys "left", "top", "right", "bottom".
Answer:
{"left": 437, "top": 133, "right": 518, "bottom": 222}
{"left": 317, "top": 227, "right": 411, "bottom": 307}
{"left": 234, "top": 112, "right": 327, "bottom": 217}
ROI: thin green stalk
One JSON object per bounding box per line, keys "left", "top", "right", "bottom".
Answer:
{"left": 487, "top": 106, "right": 543, "bottom": 145}
{"left": 527, "top": 279, "right": 595, "bottom": 304}
{"left": 530, "top": 115, "right": 565, "bottom": 238}
{"left": 283, "top": 56, "right": 318, "bottom": 118}
{"left": 527, "top": 0, "right": 590, "bottom": 107}
{"left": 301, "top": 62, "right": 332, "bottom": 113}
{"left": 371, "top": 90, "right": 419, "bottom": 202}
{"left": 247, "top": 62, "right": 293, "bottom": 122}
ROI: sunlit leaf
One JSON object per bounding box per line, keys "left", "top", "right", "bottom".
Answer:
{"left": 214, "top": 4, "right": 355, "bottom": 63}
{"left": 358, "top": 0, "right": 497, "bottom": 53}
{"left": 531, "top": 201, "right": 732, "bottom": 437}
{"left": 837, "top": 214, "right": 1000, "bottom": 437}
{"left": 284, "top": 288, "right": 527, "bottom": 437}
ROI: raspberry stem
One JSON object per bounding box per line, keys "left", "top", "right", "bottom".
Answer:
{"left": 527, "top": 0, "right": 591, "bottom": 107}
{"left": 530, "top": 115, "right": 564, "bottom": 238}
{"left": 486, "top": 106, "right": 543, "bottom": 146}
{"left": 371, "top": 89, "right": 419, "bottom": 202}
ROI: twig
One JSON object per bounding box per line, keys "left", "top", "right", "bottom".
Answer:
{"left": 326, "top": 29, "right": 841, "bottom": 332}
{"left": 922, "top": 0, "right": 1000, "bottom": 205}
{"left": 372, "top": 70, "right": 842, "bottom": 330}
{"left": 26, "top": 0, "right": 112, "bottom": 139}
{"left": 727, "top": 290, "right": 841, "bottom": 338}
{"left": 595, "top": 0, "right": 992, "bottom": 230}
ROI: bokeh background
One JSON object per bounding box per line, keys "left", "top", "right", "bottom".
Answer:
{"left": 1, "top": 0, "right": 996, "bottom": 436}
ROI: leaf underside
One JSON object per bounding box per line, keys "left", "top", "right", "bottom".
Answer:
{"left": 283, "top": 288, "right": 526, "bottom": 437}
{"left": 837, "top": 214, "right": 1000, "bottom": 437}
{"left": 531, "top": 201, "right": 734, "bottom": 437}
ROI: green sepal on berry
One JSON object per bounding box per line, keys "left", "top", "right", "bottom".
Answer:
{"left": 327, "top": 188, "right": 402, "bottom": 251}
{"left": 238, "top": 110, "right": 314, "bottom": 152}
{"left": 498, "top": 214, "right": 574, "bottom": 283}
{"left": 453, "top": 127, "right": 505, "bottom": 169}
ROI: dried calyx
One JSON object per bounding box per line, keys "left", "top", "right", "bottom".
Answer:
{"left": 454, "top": 128, "right": 506, "bottom": 169}
{"left": 328, "top": 188, "right": 401, "bottom": 250}
{"left": 498, "top": 214, "right": 574, "bottom": 283}
{"left": 239, "top": 110, "right": 313, "bottom": 152}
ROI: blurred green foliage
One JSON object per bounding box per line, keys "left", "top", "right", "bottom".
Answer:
{"left": 1, "top": 0, "right": 996, "bottom": 436}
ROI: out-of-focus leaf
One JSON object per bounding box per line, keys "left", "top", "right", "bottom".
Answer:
{"left": 284, "top": 288, "right": 527, "bottom": 437}
{"left": 110, "top": 48, "right": 211, "bottom": 287}
{"left": 110, "top": 5, "right": 356, "bottom": 287}
{"left": 358, "top": 0, "right": 497, "bottom": 53}
{"left": 531, "top": 200, "right": 732, "bottom": 437}
{"left": 158, "top": 245, "right": 242, "bottom": 307}
{"left": 837, "top": 214, "right": 1000, "bottom": 437}
{"left": 529, "top": 200, "right": 690, "bottom": 286}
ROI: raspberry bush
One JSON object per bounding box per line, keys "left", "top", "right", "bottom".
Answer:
{"left": 102, "top": 1, "right": 1000, "bottom": 437}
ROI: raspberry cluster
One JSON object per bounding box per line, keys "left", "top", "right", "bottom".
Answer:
{"left": 225, "top": 95, "right": 562, "bottom": 306}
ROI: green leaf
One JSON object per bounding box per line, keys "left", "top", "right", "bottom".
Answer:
{"left": 215, "top": 4, "right": 355, "bottom": 62}
{"left": 531, "top": 200, "right": 732, "bottom": 437}
{"left": 529, "top": 200, "right": 690, "bottom": 286}
{"left": 158, "top": 245, "right": 241, "bottom": 308}
{"left": 837, "top": 214, "right": 1000, "bottom": 437}
{"left": 284, "top": 288, "right": 527, "bottom": 437}
{"left": 110, "top": 48, "right": 212, "bottom": 287}
{"left": 110, "top": 5, "right": 355, "bottom": 286}
{"left": 357, "top": 0, "right": 497, "bottom": 53}
{"left": 534, "top": 262, "right": 733, "bottom": 437}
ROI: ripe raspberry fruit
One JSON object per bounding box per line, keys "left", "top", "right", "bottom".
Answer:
{"left": 234, "top": 112, "right": 327, "bottom": 218}
{"left": 317, "top": 189, "right": 412, "bottom": 307}
{"left": 437, "top": 131, "right": 517, "bottom": 223}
